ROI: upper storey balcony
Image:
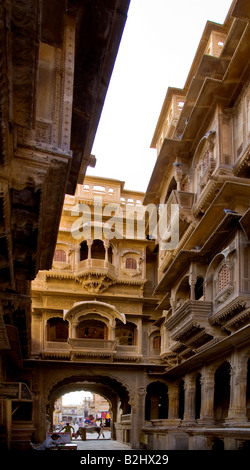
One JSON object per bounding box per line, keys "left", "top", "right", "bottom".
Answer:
{"left": 63, "top": 176, "right": 144, "bottom": 209}
{"left": 165, "top": 299, "right": 225, "bottom": 357}
{"left": 151, "top": 89, "right": 186, "bottom": 157}
{"left": 32, "top": 302, "right": 143, "bottom": 363}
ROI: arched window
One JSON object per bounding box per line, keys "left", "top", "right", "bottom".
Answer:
{"left": 46, "top": 318, "right": 69, "bottom": 342}
{"left": 178, "top": 380, "right": 185, "bottom": 420}
{"left": 115, "top": 320, "right": 137, "bottom": 345}
{"left": 153, "top": 336, "right": 161, "bottom": 350}
{"left": 214, "top": 361, "right": 231, "bottom": 423}
{"left": 218, "top": 264, "right": 229, "bottom": 292}
{"left": 145, "top": 382, "right": 169, "bottom": 420}
{"left": 195, "top": 373, "right": 202, "bottom": 420}
{"left": 80, "top": 241, "right": 88, "bottom": 261}
{"left": 108, "top": 245, "right": 113, "bottom": 263}
{"left": 54, "top": 249, "right": 66, "bottom": 262}
{"left": 126, "top": 257, "right": 137, "bottom": 269}
{"left": 164, "top": 177, "right": 177, "bottom": 204}
{"left": 76, "top": 320, "right": 107, "bottom": 340}
{"left": 195, "top": 278, "right": 204, "bottom": 300}
{"left": 91, "top": 240, "right": 105, "bottom": 260}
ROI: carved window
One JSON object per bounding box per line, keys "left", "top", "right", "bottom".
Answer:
{"left": 126, "top": 257, "right": 137, "bottom": 269}
{"left": 76, "top": 320, "right": 107, "bottom": 339}
{"left": 54, "top": 249, "right": 66, "bottom": 262}
{"left": 46, "top": 318, "right": 69, "bottom": 342}
{"left": 91, "top": 239, "right": 105, "bottom": 260}
{"left": 80, "top": 241, "right": 88, "bottom": 261}
{"left": 153, "top": 336, "right": 161, "bottom": 350}
{"left": 116, "top": 321, "right": 136, "bottom": 345}
{"left": 218, "top": 264, "right": 229, "bottom": 292}
{"left": 201, "top": 150, "right": 210, "bottom": 175}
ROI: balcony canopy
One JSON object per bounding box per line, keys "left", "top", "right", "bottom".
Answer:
{"left": 63, "top": 300, "right": 126, "bottom": 325}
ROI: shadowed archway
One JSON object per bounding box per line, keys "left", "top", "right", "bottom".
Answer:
{"left": 46, "top": 374, "right": 131, "bottom": 442}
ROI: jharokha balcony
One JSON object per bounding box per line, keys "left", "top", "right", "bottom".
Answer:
{"left": 165, "top": 300, "right": 226, "bottom": 355}
{"left": 41, "top": 339, "right": 141, "bottom": 362}
{"left": 42, "top": 338, "right": 117, "bottom": 361}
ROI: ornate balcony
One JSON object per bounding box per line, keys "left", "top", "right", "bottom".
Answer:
{"left": 40, "top": 339, "right": 144, "bottom": 362}
{"left": 165, "top": 300, "right": 224, "bottom": 352}
{"left": 210, "top": 295, "right": 250, "bottom": 333}
{"left": 68, "top": 338, "right": 117, "bottom": 360}
{"left": 42, "top": 338, "right": 117, "bottom": 361}
{"left": 115, "top": 345, "right": 141, "bottom": 362}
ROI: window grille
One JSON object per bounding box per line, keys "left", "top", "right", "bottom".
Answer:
{"left": 218, "top": 264, "right": 229, "bottom": 292}
{"left": 126, "top": 258, "right": 137, "bottom": 269}
{"left": 54, "top": 249, "right": 66, "bottom": 262}
{"left": 153, "top": 336, "right": 161, "bottom": 350}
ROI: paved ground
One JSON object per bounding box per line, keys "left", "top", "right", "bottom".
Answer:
{"left": 74, "top": 431, "right": 131, "bottom": 450}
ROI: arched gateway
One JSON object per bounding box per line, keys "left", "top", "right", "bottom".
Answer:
{"left": 32, "top": 372, "right": 133, "bottom": 444}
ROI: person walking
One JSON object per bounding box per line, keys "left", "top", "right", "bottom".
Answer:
{"left": 60, "top": 422, "right": 75, "bottom": 440}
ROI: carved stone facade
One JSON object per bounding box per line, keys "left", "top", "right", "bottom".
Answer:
{"left": 142, "top": 0, "right": 250, "bottom": 450}
{"left": 1, "top": 0, "right": 250, "bottom": 453}
{"left": 0, "top": 0, "right": 130, "bottom": 450}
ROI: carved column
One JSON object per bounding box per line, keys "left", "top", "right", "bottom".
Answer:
{"left": 168, "top": 384, "right": 181, "bottom": 425}
{"left": 31, "top": 311, "right": 43, "bottom": 354}
{"left": 174, "top": 165, "right": 183, "bottom": 191}
{"left": 137, "top": 318, "right": 142, "bottom": 355}
{"left": 189, "top": 273, "right": 197, "bottom": 301}
{"left": 198, "top": 368, "right": 215, "bottom": 425}
{"left": 75, "top": 246, "right": 80, "bottom": 267}
{"left": 70, "top": 320, "right": 78, "bottom": 339}
{"left": 110, "top": 318, "right": 116, "bottom": 341}
{"left": 183, "top": 375, "right": 196, "bottom": 425}
{"left": 87, "top": 239, "right": 92, "bottom": 267}
{"left": 226, "top": 350, "right": 248, "bottom": 425}
{"left": 130, "top": 387, "right": 146, "bottom": 449}
{"left": 104, "top": 240, "right": 109, "bottom": 266}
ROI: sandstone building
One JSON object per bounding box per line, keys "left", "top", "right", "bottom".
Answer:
{"left": 0, "top": 0, "right": 130, "bottom": 450}
{"left": 0, "top": 0, "right": 250, "bottom": 452}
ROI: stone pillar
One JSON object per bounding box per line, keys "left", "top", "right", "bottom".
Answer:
{"left": 168, "top": 384, "right": 181, "bottom": 425}
{"left": 189, "top": 273, "right": 197, "bottom": 301}
{"left": 75, "top": 245, "right": 80, "bottom": 267}
{"left": 110, "top": 318, "right": 116, "bottom": 341}
{"left": 31, "top": 311, "right": 43, "bottom": 353}
{"left": 71, "top": 320, "right": 77, "bottom": 338}
{"left": 104, "top": 240, "right": 109, "bottom": 266}
{"left": 87, "top": 239, "right": 92, "bottom": 267}
{"left": 32, "top": 382, "right": 48, "bottom": 443}
{"left": 130, "top": 387, "right": 146, "bottom": 449}
{"left": 183, "top": 375, "right": 196, "bottom": 425}
{"left": 226, "top": 350, "right": 248, "bottom": 425}
{"left": 137, "top": 318, "right": 142, "bottom": 355}
{"left": 198, "top": 368, "right": 215, "bottom": 425}
{"left": 174, "top": 164, "right": 183, "bottom": 191}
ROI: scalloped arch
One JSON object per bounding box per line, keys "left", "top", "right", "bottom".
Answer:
{"left": 63, "top": 300, "right": 126, "bottom": 325}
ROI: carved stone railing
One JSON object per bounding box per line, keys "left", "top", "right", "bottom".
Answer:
{"left": 45, "top": 341, "right": 70, "bottom": 350}
{"left": 210, "top": 296, "right": 250, "bottom": 332}
{"left": 115, "top": 344, "right": 141, "bottom": 362}
{"left": 121, "top": 414, "right": 131, "bottom": 423}
{"left": 68, "top": 338, "right": 117, "bottom": 350}
{"left": 42, "top": 339, "right": 117, "bottom": 360}
{"left": 165, "top": 300, "right": 218, "bottom": 352}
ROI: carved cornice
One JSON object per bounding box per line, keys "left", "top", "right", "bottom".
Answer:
{"left": 210, "top": 296, "right": 250, "bottom": 326}
{"left": 10, "top": 0, "right": 40, "bottom": 127}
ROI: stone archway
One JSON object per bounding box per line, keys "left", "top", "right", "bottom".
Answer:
{"left": 40, "top": 374, "right": 132, "bottom": 443}
{"left": 214, "top": 361, "right": 231, "bottom": 423}
{"left": 145, "top": 381, "right": 169, "bottom": 421}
